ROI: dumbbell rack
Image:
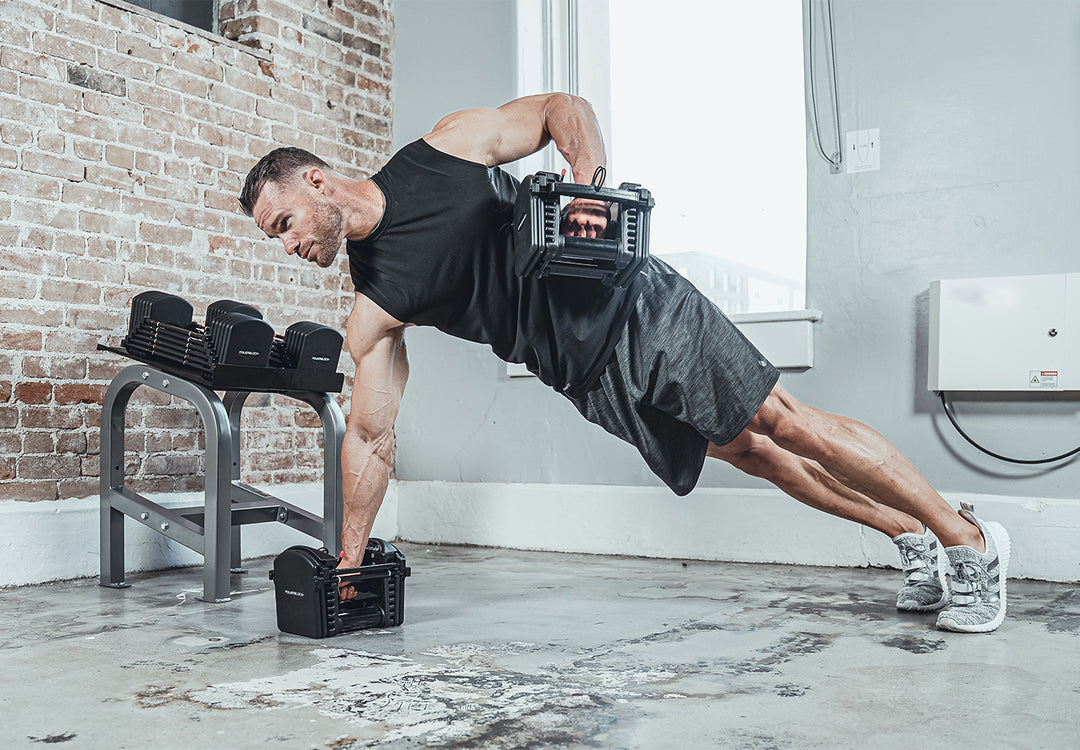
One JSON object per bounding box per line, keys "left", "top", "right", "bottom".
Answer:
{"left": 98, "top": 295, "right": 347, "bottom": 603}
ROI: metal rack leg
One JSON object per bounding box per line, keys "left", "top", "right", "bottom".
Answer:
{"left": 99, "top": 372, "right": 143, "bottom": 589}
{"left": 223, "top": 390, "right": 246, "bottom": 573}
{"left": 294, "top": 391, "right": 345, "bottom": 556}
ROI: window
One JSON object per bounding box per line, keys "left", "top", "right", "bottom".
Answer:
{"left": 123, "top": 0, "right": 216, "bottom": 33}
{"left": 515, "top": 0, "right": 807, "bottom": 315}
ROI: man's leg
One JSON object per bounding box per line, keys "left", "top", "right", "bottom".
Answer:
{"left": 715, "top": 383, "right": 1010, "bottom": 632}
{"left": 706, "top": 430, "right": 924, "bottom": 538}
{"left": 739, "top": 384, "right": 980, "bottom": 548}
{"left": 707, "top": 430, "right": 950, "bottom": 611}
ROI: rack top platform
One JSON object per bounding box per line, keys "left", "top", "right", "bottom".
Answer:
{"left": 98, "top": 345, "right": 345, "bottom": 394}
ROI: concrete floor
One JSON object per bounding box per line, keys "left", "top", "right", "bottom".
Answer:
{"left": 1, "top": 544, "right": 1078, "bottom": 750}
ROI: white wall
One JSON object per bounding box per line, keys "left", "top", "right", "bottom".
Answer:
{"left": 387, "top": 0, "right": 1080, "bottom": 582}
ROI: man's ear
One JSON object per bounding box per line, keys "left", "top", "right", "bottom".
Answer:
{"left": 304, "top": 167, "right": 327, "bottom": 193}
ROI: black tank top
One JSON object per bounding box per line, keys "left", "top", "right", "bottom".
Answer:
{"left": 346, "top": 139, "right": 644, "bottom": 396}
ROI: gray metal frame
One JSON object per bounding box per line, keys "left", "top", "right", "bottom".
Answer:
{"left": 99, "top": 364, "right": 345, "bottom": 602}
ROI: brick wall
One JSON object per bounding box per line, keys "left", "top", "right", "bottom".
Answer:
{"left": 0, "top": 0, "right": 394, "bottom": 502}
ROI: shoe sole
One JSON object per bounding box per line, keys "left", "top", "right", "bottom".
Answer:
{"left": 897, "top": 597, "right": 949, "bottom": 613}
{"left": 937, "top": 521, "right": 1011, "bottom": 633}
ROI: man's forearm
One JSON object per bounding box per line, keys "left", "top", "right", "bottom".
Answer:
{"left": 541, "top": 94, "right": 607, "bottom": 184}
{"left": 339, "top": 430, "right": 393, "bottom": 566}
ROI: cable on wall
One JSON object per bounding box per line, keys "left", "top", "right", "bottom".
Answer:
{"left": 808, "top": 0, "right": 842, "bottom": 170}
{"left": 938, "top": 392, "right": 1080, "bottom": 464}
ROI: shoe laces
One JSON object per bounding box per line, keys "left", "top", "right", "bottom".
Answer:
{"left": 898, "top": 539, "right": 934, "bottom": 585}
{"left": 950, "top": 560, "right": 988, "bottom": 604}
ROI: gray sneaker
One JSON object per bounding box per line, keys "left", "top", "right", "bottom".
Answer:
{"left": 936, "top": 503, "right": 1011, "bottom": 633}
{"left": 893, "top": 528, "right": 948, "bottom": 612}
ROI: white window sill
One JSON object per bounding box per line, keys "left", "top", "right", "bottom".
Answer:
{"left": 729, "top": 309, "right": 822, "bottom": 370}
{"left": 507, "top": 309, "right": 822, "bottom": 379}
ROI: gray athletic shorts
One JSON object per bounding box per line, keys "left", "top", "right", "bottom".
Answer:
{"left": 566, "top": 259, "right": 780, "bottom": 496}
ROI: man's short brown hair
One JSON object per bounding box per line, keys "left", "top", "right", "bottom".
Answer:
{"left": 238, "top": 147, "right": 330, "bottom": 217}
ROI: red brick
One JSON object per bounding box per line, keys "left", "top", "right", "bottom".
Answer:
{"left": 134, "top": 151, "right": 161, "bottom": 174}
{"left": 1, "top": 329, "right": 44, "bottom": 351}
{"left": 104, "top": 144, "right": 134, "bottom": 169}
{"left": 174, "top": 51, "right": 223, "bottom": 82}
{"left": 139, "top": 222, "right": 192, "bottom": 246}
{"left": 0, "top": 382, "right": 9, "bottom": 402}
{"left": 143, "top": 453, "right": 201, "bottom": 476}
{"left": 128, "top": 78, "right": 185, "bottom": 109}
{"left": 7, "top": 171, "right": 62, "bottom": 201}
{"left": 82, "top": 90, "right": 140, "bottom": 123}
{"left": 66, "top": 255, "right": 124, "bottom": 284}
{"left": 22, "top": 151, "right": 84, "bottom": 182}
{"left": 80, "top": 456, "right": 99, "bottom": 477}
{"left": 56, "top": 429, "right": 88, "bottom": 454}
{"left": 20, "top": 226, "right": 55, "bottom": 252}
{"left": 119, "top": 37, "right": 173, "bottom": 66}
{"left": 0, "top": 122, "right": 32, "bottom": 146}
{"left": 59, "top": 478, "right": 97, "bottom": 499}
{"left": 12, "top": 199, "right": 78, "bottom": 229}
{"left": 62, "top": 181, "right": 122, "bottom": 212}
{"left": 15, "top": 382, "right": 52, "bottom": 404}
{"left": 0, "top": 274, "right": 37, "bottom": 300}
{"left": 121, "top": 194, "right": 173, "bottom": 222}
{"left": 174, "top": 205, "right": 225, "bottom": 232}
{"left": 72, "top": 138, "right": 101, "bottom": 161}
{"left": 32, "top": 31, "right": 96, "bottom": 66}
{"left": 18, "top": 454, "right": 81, "bottom": 480}
{"left": 1, "top": 47, "right": 62, "bottom": 80}
{"left": 0, "top": 481, "right": 58, "bottom": 502}
{"left": 23, "top": 356, "right": 87, "bottom": 380}
{"left": 39, "top": 278, "right": 100, "bottom": 305}
{"left": 21, "top": 405, "right": 83, "bottom": 430}
{"left": 23, "top": 432, "right": 53, "bottom": 454}
{"left": 70, "top": 307, "right": 125, "bottom": 331}
{"left": 173, "top": 137, "right": 225, "bottom": 167}
{"left": 56, "top": 110, "right": 117, "bottom": 141}
{"left": 55, "top": 15, "right": 116, "bottom": 51}
{"left": 43, "top": 328, "right": 98, "bottom": 354}
{"left": 36, "top": 130, "right": 64, "bottom": 153}
{"left": 0, "top": 302, "right": 55, "bottom": 327}
{"left": 97, "top": 48, "right": 155, "bottom": 83}
{"left": 143, "top": 406, "right": 199, "bottom": 430}
{"left": 0, "top": 68, "right": 17, "bottom": 95}
{"left": 55, "top": 384, "right": 104, "bottom": 405}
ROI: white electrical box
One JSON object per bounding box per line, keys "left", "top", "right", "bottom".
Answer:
{"left": 929, "top": 273, "right": 1080, "bottom": 391}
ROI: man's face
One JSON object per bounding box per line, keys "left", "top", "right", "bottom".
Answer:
{"left": 561, "top": 198, "right": 610, "bottom": 239}
{"left": 252, "top": 175, "right": 345, "bottom": 268}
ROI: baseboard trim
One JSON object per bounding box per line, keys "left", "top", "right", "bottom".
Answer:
{"left": 393, "top": 481, "right": 1080, "bottom": 583}
{"left": 3, "top": 481, "right": 1077, "bottom": 586}
{"left": 0, "top": 483, "right": 399, "bottom": 588}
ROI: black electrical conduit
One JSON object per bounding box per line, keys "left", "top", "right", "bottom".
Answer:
{"left": 938, "top": 391, "right": 1080, "bottom": 465}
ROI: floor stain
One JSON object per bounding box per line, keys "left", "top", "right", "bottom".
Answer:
{"left": 27, "top": 734, "right": 78, "bottom": 744}
{"left": 881, "top": 635, "right": 947, "bottom": 654}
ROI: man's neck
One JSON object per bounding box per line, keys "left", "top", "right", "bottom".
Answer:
{"left": 344, "top": 178, "right": 386, "bottom": 241}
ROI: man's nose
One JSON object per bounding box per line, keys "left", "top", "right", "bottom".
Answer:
{"left": 283, "top": 236, "right": 299, "bottom": 254}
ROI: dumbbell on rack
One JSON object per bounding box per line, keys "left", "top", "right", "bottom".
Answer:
{"left": 101, "top": 291, "right": 345, "bottom": 393}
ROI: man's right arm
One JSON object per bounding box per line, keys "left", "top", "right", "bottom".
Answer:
{"left": 339, "top": 293, "right": 408, "bottom": 570}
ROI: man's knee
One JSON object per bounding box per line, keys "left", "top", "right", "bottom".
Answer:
{"left": 707, "top": 431, "right": 778, "bottom": 479}
{"left": 746, "top": 385, "right": 818, "bottom": 452}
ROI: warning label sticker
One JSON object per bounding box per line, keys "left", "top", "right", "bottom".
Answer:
{"left": 1029, "top": 370, "right": 1059, "bottom": 389}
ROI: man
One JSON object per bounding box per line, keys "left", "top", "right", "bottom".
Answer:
{"left": 239, "top": 93, "right": 1010, "bottom": 633}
